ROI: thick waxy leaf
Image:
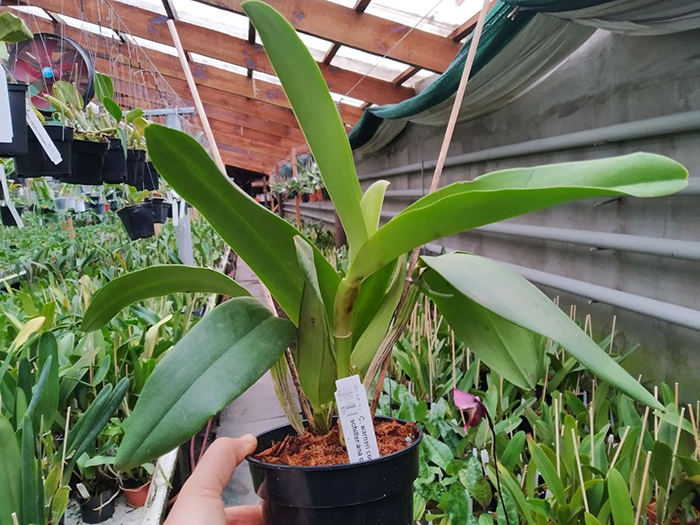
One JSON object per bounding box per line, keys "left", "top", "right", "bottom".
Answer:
{"left": 21, "top": 416, "right": 40, "bottom": 525}
{"left": 294, "top": 238, "right": 336, "bottom": 410}
{"left": 82, "top": 265, "right": 250, "bottom": 332}
{"left": 115, "top": 298, "right": 296, "bottom": 471}
{"left": 0, "top": 415, "right": 20, "bottom": 525}
{"left": 422, "top": 253, "right": 661, "bottom": 409}
{"left": 528, "top": 438, "right": 566, "bottom": 506}
{"left": 360, "top": 180, "right": 390, "bottom": 235}
{"left": 351, "top": 254, "right": 406, "bottom": 376}
{"left": 103, "top": 97, "right": 122, "bottom": 123}
{"left": 243, "top": 1, "right": 367, "bottom": 253}
{"left": 425, "top": 270, "right": 540, "bottom": 389}
{"left": 349, "top": 153, "right": 687, "bottom": 279}
{"left": 352, "top": 260, "right": 396, "bottom": 345}
{"left": 145, "top": 125, "right": 339, "bottom": 324}
{"left": 36, "top": 333, "right": 59, "bottom": 431}
{"left": 607, "top": 468, "right": 634, "bottom": 525}
{"left": 93, "top": 72, "right": 114, "bottom": 102}
{"left": 0, "top": 12, "right": 33, "bottom": 42}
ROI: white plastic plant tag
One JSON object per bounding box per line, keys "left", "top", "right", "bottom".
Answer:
{"left": 26, "top": 105, "right": 62, "bottom": 165}
{"left": 334, "top": 375, "right": 380, "bottom": 464}
{"left": 0, "top": 165, "right": 23, "bottom": 228}
{"left": 76, "top": 483, "right": 90, "bottom": 500}
{"left": 0, "top": 73, "right": 13, "bottom": 143}
{"left": 171, "top": 199, "right": 179, "bottom": 226}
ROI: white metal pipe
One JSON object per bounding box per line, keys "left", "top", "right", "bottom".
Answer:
{"left": 359, "top": 110, "right": 700, "bottom": 181}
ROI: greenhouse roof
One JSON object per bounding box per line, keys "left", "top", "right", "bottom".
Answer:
{"left": 5, "top": 0, "right": 490, "bottom": 174}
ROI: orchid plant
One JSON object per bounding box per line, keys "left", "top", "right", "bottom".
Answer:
{"left": 77, "top": 0, "right": 688, "bottom": 472}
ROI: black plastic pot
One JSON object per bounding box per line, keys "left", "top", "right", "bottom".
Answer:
{"left": 64, "top": 139, "right": 108, "bottom": 185}
{"left": 322, "top": 188, "right": 330, "bottom": 200}
{"left": 248, "top": 417, "right": 422, "bottom": 525}
{"left": 79, "top": 489, "right": 118, "bottom": 523}
{"left": 126, "top": 149, "right": 145, "bottom": 188}
{"left": 15, "top": 125, "right": 74, "bottom": 178}
{"left": 0, "top": 84, "right": 28, "bottom": 157}
{"left": 165, "top": 201, "right": 173, "bottom": 219}
{"left": 301, "top": 193, "right": 309, "bottom": 203}
{"left": 94, "top": 202, "right": 107, "bottom": 215}
{"left": 102, "top": 138, "right": 127, "bottom": 183}
{"left": 149, "top": 197, "right": 167, "bottom": 224}
{"left": 143, "top": 161, "right": 159, "bottom": 190}
{"left": 1, "top": 206, "right": 24, "bottom": 226}
{"left": 109, "top": 200, "right": 119, "bottom": 212}
{"left": 117, "top": 204, "right": 155, "bottom": 240}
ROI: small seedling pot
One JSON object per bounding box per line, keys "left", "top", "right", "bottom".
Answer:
{"left": 0, "top": 84, "right": 29, "bottom": 157}
{"left": 122, "top": 480, "right": 152, "bottom": 508}
{"left": 94, "top": 202, "right": 107, "bottom": 215}
{"left": 1, "top": 206, "right": 24, "bottom": 226}
{"left": 315, "top": 189, "right": 324, "bottom": 201}
{"left": 322, "top": 188, "right": 330, "bottom": 200}
{"left": 143, "top": 161, "right": 159, "bottom": 190}
{"left": 149, "top": 197, "right": 168, "bottom": 224}
{"left": 78, "top": 489, "right": 119, "bottom": 524}
{"left": 16, "top": 125, "right": 73, "bottom": 178}
{"left": 102, "top": 138, "right": 127, "bottom": 183}
{"left": 109, "top": 200, "right": 119, "bottom": 212}
{"left": 301, "top": 193, "right": 310, "bottom": 203}
{"left": 117, "top": 204, "right": 155, "bottom": 240}
{"left": 248, "top": 417, "right": 422, "bottom": 525}
{"left": 126, "top": 149, "right": 146, "bottom": 188}
{"left": 64, "top": 139, "right": 109, "bottom": 185}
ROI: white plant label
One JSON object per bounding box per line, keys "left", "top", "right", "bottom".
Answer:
{"left": 0, "top": 74, "right": 13, "bottom": 143}
{"left": 0, "top": 165, "right": 23, "bottom": 228}
{"left": 26, "top": 105, "right": 62, "bottom": 165}
{"left": 334, "top": 375, "right": 379, "bottom": 464}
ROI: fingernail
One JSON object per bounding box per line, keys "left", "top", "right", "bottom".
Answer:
{"left": 241, "top": 433, "right": 257, "bottom": 446}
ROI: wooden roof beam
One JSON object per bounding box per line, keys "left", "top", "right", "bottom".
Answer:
{"left": 197, "top": 0, "right": 460, "bottom": 72}
{"left": 10, "top": 0, "right": 413, "bottom": 106}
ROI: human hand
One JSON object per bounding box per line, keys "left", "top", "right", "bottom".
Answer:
{"left": 165, "top": 435, "right": 263, "bottom": 525}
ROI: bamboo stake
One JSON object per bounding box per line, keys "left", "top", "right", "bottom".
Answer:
{"left": 60, "top": 406, "right": 71, "bottom": 483}
{"left": 654, "top": 386, "right": 660, "bottom": 439}
{"left": 609, "top": 314, "right": 617, "bottom": 353}
{"left": 589, "top": 402, "right": 596, "bottom": 468}
{"left": 11, "top": 514, "right": 18, "bottom": 525}
{"left": 451, "top": 329, "right": 457, "bottom": 391}
{"left": 609, "top": 426, "right": 630, "bottom": 470}
{"left": 661, "top": 407, "right": 685, "bottom": 523}
{"left": 631, "top": 406, "right": 650, "bottom": 482}
{"left": 572, "top": 429, "right": 589, "bottom": 512}
{"left": 634, "top": 451, "right": 652, "bottom": 525}
{"left": 688, "top": 403, "right": 700, "bottom": 459}
{"left": 166, "top": 19, "right": 225, "bottom": 171}
{"left": 554, "top": 397, "right": 561, "bottom": 476}
{"left": 674, "top": 382, "right": 679, "bottom": 408}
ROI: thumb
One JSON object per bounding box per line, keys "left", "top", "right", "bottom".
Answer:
{"left": 182, "top": 435, "right": 258, "bottom": 497}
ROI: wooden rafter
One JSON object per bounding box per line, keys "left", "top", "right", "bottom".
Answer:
{"left": 323, "top": 0, "right": 371, "bottom": 67}
{"left": 11, "top": 0, "right": 414, "bottom": 106}
{"left": 197, "top": 0, "right": 460, "bottom": 72}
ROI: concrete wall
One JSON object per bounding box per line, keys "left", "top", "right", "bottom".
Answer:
{"left": 298, "top": 27, "right": 700, "bottom": 400}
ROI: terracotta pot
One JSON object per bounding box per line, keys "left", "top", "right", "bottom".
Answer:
{"left": 646, "top": 500, "right": 698, "bottom": 525}
{"left": 309, "top": 192, "right": 317, "bottom": 202}
{"left": 315, "top": 189, "right": 324, "bottom": 200}
{"left": 122, "top": 480, "right": 151, "bottom": 507}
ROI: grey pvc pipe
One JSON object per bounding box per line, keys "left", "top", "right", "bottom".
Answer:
{"left": 476, "top": 223, "right": 700, "bottom": 262}
{"left": 422, "top": 243, "right": 700, "bottom": 332}
{"left": 359, "top": 110, "right": 700, "bottom": 181}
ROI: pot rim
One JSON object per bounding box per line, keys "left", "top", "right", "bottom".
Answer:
{"left": 246, "top": 416, "right": 422, "bottom": 472}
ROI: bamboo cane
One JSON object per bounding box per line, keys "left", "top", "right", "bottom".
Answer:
{"left": 634, "top": 451, "right": 653, "bottom": 525}
{"left": 572, "top": 429, "right": 589, "bottom": 513}
{"left": 661, "top": 407, "right": 685, "bottom": 523}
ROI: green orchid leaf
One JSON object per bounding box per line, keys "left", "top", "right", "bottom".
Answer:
{"left": 360, "top": 180, "right": 390, "bottom": 235}
{"left": 126, "top": 107, "right": 144, "bottom": 124}
{"left": 352, "top": 260, "right": 396, "bottom": 345}
{"left": 242, "top": 1, "right": 367, "bottom": 253}
{"left": 424, "top": 268, "right": 540, "bottom": 390}
{"left": 0, "top": 12, "right": 33, "bottom": 43}
{"left": 103, "top": 97, "right": 122, "bottom": 123}
{"left": 115, "top": 298, "right": 296, "bottom": 471}
{"left": 607, "top": 468, "right": 634, "bottom": 525}
{"left": 20, "top": 415, "right": 40, "bottom": 525}
{"left": 35, "top": 333, "right": 59, "bottom": 432}
{"left": 82, "top": 265, "right": 250, "bottom": 332}
{"left": 94, "top": 72, "right": 114, "bottom": 103}
{"left": 294, "top": 237, "right": 336, "bottom": 410}
{"left": 422, "top": 253, "right": 662, "bottom": 408}
{"left": 144, "top": 124, "right": 339, "bottom": 324}
{"left": 663, "top": 476, "right": 700, "bottom": 525}
{"left": 351, "top": 254, "right": 406, "bottom": 376}
{"left": 0, "top": 415, "right": 20, "bottom": 525}
{"left": 528, "top": 438, "right": 567, "bottom": 506}
{"left": 349, "top": 153, "right": 687, "bottom": 280}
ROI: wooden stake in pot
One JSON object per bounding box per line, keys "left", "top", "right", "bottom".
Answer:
{"left": 634, "top": 451, "right": 653, "bottom": 525}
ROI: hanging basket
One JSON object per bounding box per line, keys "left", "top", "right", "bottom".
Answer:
{"left": 0, "top": 84, "right": 29, "bottom": 158}
{"left": 15, "top": 125, "right": 73, "bottom": 179}
{"left": 62, "top": 139, "right": 108, "bottom": 185}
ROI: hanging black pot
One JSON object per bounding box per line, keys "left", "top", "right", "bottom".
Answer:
{"left": 126, "top": 149, "right": 146, "bottom": 188}
{"left": 117, "top": 203, "right": 155, "bottom": 240}
{"left": 78, "top": 489, "right": 119, "bottom": 524}
{"left": 248, "top": 417, "right": 422, "bottom": 525}
{"left": 143, "top": 161, "right": 159, "bottom": 191}
{"left": 0, "top": 84, "right": 28, "bottom": 158}
{"left": 109, "top": 200, "right": 119, "bottom": 212}
{"left": 165, "top": 201, "right": 173, "bottom": 219}
{"left": 63, "top": 139, "right": 108, "bottom": 185}
{"left": 94, "top": 202, "right": 107, "bottom": 215}
{"left": 148, "top": 197, "right": 168, "bottom": 224}
{"left": 102, "top": 138, "right": 127, "bottom": 183}
{"left": 1, "top": 206, "right": 24, "bottom": 226}
{"left": 16, "top": 125, "right": 74, "bottom": 179}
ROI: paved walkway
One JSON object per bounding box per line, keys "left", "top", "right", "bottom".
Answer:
{"left": 216, "top": 258, "right": 297, "bottom": 506}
